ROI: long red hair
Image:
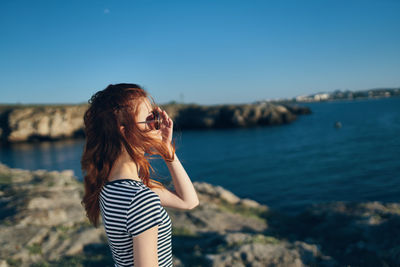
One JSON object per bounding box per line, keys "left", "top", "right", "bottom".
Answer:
{"left": 81, "top": 83, "right": 176, "bottom": 227}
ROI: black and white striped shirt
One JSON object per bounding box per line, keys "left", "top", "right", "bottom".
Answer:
{"left": 99, "top": 179, "right": 173, "bottom": 267}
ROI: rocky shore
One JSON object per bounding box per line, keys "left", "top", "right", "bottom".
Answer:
{"left": 1, "top": 164, "right": 398, "bottom": 267}
{"left": 0, "top": 102, "right": 311, "bottom": 144}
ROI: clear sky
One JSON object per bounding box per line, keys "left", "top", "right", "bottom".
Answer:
{"left": 1, "top": 0, "right": 399, "bottom": 105}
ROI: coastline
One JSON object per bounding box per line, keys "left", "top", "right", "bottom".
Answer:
{"left": 0, "top": 102, "right": 311, "bottom": 144}
{"left": 0, "top": 163, "right": 398, "bottom": 266}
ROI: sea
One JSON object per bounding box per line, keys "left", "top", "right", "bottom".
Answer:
{"left": 1, "top": 97, "right": 399, "bottom": 215}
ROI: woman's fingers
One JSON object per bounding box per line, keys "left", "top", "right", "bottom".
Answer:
{"left": 156, "top": 107, "right": 172, "bottom": 128}
{"left": 156, "top": 107, "right": 166, "bottom": 119}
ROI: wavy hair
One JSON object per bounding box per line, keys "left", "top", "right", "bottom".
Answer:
{"left": 81, "top": 83, "right": 176, "bottom": 227}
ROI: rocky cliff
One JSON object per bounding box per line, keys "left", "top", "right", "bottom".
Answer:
{"left": 1, "top": 164, "right": 397, "bottom": 267}
{"left": 0, "top": 103, "right": 311, "bottom": 143}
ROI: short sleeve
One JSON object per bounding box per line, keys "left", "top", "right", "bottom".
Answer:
{"left": 126, "top": 188, "right": 162, "bottom": 237}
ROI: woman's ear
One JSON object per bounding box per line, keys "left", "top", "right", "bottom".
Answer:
{"left": 120, "top": 125, "right": 125, "bottom": 135}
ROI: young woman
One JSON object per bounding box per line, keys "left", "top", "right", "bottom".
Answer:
{"left": 81, "top": 83, "right": 199, "bottom": 267}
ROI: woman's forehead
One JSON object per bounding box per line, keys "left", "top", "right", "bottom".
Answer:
{"left": 140, "top": 98, "right": 153, "bottom": 113}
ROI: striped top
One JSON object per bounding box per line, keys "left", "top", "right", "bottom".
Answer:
{"left": 99, "top": 179, "right": 173, "bottom": 267}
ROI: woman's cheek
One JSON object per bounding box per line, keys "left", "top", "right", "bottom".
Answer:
{"left": 148, "top": 130, "right": 162, "bottom": 140}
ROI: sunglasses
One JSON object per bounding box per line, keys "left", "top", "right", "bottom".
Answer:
{"left": 137, "top": 110, "right": 161, "bottom": 130}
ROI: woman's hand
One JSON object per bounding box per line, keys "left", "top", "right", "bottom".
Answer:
{"left": 155, "top": 106, "right": 173, "bottom": 152}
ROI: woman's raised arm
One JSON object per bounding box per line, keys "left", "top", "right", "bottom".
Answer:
{"left": 152, "top": 153, "right": 199, "bottom": 210}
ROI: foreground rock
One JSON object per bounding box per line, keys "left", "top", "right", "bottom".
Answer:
{"left": 0, "top": 102, "right": 311, "bottom": 143}
{"left": 0, "top": 163, "right": 397, "bottom": 266}
{"left": 274, "top": 201, "right": 400, "bottom": 267}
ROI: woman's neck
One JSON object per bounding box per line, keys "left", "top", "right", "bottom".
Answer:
{"left": 107, "top": 149, "right": 141, "bottom": 182}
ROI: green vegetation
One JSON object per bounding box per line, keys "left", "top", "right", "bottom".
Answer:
{"left": 218, "top": 234, "right": 280, "bottom": 252}
{"left": 7, "top": 252, "right": 114, "bottom": 267}
{"left": 73, "top": 220, "right": 93, "bottom": 229}
{"left": 31, "top": 262, "right": 50, "bottom": 267}
{"left": 51, "top": 221, "right": 93, "bottom": 241}
{"left": 217, "top": 199, "right": 268, "bottom": 223}
{"left": 27, "top": 243, "right": 42, "bottom": 255}
{"left": 16, "top": 242, "right": 114, "bottom": 267}
{"left": 1, "top": 218, "right": 14, "bottom": 226}
{"left": 49, "top": 244, "right": 114, "bottom": 267}
{"left": 0, "top": 173, "right": 12, "bottom": 184}
{"left": 251, "top": 234, "right": 280, "bottom": 245}
{"left": 6, "top": 258, "right": 22, "bottom": 267}
{"left": 172, "top": 226, "right": 198, "bottom": 237}
{"left": 55, "top": 225, "right": 70, "bottom": 241}
{"left": 27, "top": 253, "right": 114, "bottom": 267}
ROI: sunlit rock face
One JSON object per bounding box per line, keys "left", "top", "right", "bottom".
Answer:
{"left": 3, "top": 105, "right": 87, "bottom": 143}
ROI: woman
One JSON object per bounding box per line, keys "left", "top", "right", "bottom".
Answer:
{"left": 81, "top": 83, "right": 199, "bottom": 267}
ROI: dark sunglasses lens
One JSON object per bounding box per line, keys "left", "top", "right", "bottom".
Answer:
{"left": 145, "top": 111, "right": 160, "bottom": 130}
{"left": 154, "top": 111, "right": 160, "bottom": 130}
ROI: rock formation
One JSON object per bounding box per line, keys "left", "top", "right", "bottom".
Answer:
{"left": 0, "top": 103, "right": 311, "bottom": 144}
{"left": 0, "top": 105, "right": 87, "bottom": 143}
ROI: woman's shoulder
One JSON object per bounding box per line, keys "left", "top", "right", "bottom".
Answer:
{"left": 129, "top": 186, "right": 162, "bottom": 208}
{"left": 132, "top": 185, "right": 160, "bottom": 199}
{"left": 102, "top": 179, "right": 161, "bottom": 203}
{"left": 104, "top": 179, "right": 145, "bottom": 188}
{"left": 101, "top": 179, "right": 145, "bottom": 198}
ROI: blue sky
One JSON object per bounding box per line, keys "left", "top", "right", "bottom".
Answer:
{"left": 1, "top": 0, "right": 399, "bottom": 105}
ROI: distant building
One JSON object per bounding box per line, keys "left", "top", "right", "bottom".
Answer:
{"left": 295, "top": 95, "right": 313, "bottom": 102}
{"left": 313, "top": 93, "right": 330, "bottom": 101}
{"left": 259, "top": 87, "right": 399, "bottom": 104}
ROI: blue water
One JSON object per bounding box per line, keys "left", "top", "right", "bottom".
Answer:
{"left": 1, "top": 97, "right": 399, "bottom": 214}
